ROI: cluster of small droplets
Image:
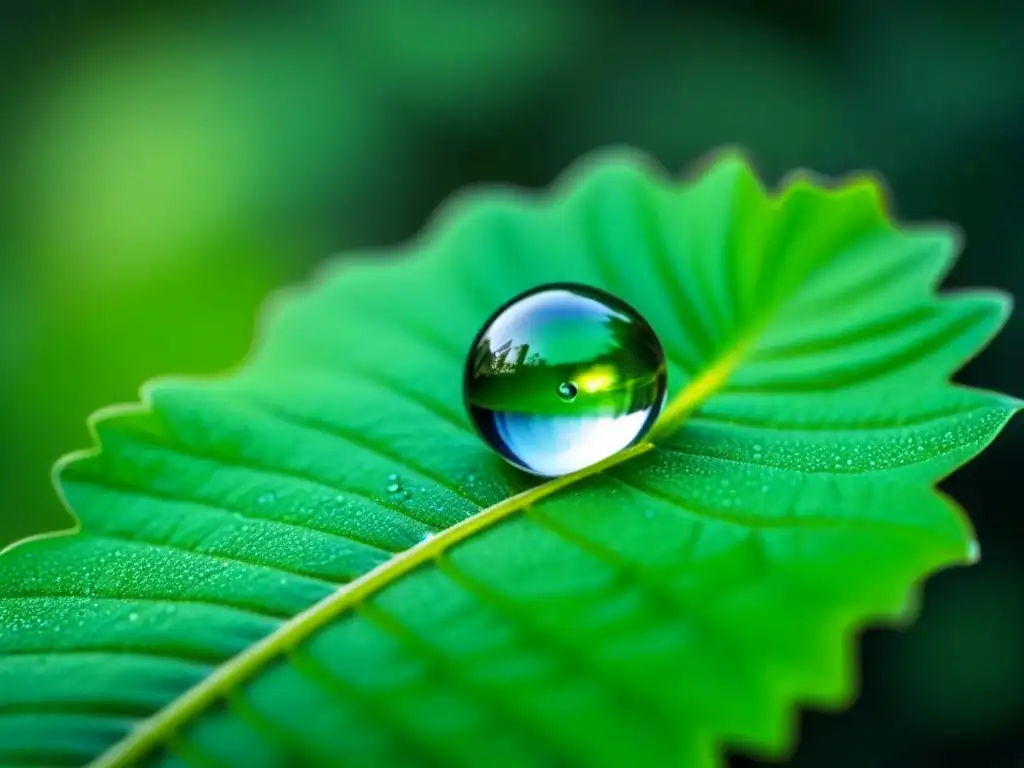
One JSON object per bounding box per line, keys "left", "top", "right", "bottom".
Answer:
{"left": 680, "top": 408, "right": 1005, "bottom": 477}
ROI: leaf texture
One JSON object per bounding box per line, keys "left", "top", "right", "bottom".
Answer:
{"left": 0, "top": 150, "right": 1017, "bottom": 768}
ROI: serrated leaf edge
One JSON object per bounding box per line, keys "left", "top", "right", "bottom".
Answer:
{"left": 1, "top": 148, "right": 1009, "bottom": 767}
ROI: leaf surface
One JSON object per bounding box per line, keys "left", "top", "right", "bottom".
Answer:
{"left": 0, "top": 150, "right": 1017, "bottom": 767}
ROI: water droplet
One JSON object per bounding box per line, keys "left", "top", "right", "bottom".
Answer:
{"left": 386, "top": 483, "right": 401, "bottom": 494}
{"left": 464, "top": 284, "right": 666, "bottom": 477}
{"left": 387, "top": 473, "right": 399, "bottom": 483}
{"left": 467, "top": 474, "right": 476, "bottom": 483}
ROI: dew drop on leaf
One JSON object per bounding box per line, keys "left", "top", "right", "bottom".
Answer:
{"left": 557, "top": 381, "right": 579, "bottom": 402}
{"left": 386, "top": 483, "right": 401, "bottom": 494}
{"left": 463, "top": 283, "right": 667, "bottom": 477}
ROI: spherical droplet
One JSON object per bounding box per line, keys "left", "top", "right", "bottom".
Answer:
{"left": 463, "top": 283, "right": 667, "bottom": 477}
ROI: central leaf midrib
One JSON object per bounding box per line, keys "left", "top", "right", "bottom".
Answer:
{"left": 89, "top": 438, "right": 657, "bottom": 767}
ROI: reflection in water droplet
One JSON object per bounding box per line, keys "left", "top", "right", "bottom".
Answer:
{"left": 464, "top": 283, "right": 667, "bottom": 477}
{"left": 387, "top": 483, "right": 401, "bottom": 494}
{"left": 557, "top": 381, "right": 579, "bottom": 402}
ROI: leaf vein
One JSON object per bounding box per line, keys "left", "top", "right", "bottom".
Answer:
{"left": 69, "top": 476, "right": 404, "bottom": 557}
{"left": 109, "top": 430, "right": 447, "bottom": 533}
{"left": 633, "top": 181, "right": 714, "bottom": 369}
{"left": 0, "top": 591, "right": 290, "bottom": 625}
{"left": 85, "top": 444, "right": 653, "bottom": 767}
{"left": 434, "top": 554, "right": 679, "bottom": 736}
{"left": 235, "top": 395, "right": 485, "bottom": 508}
{"left": 0, "top": 648, "right": 219, "bottom": 671}
{"left": 687, "top": 404, "right": 981, "bottom": 434}
{"left": 356, "top": 601, "right": 588, "bottom": 766}
{"left": 611, "top": 469, "right": 948, "bottom": 540}
{"left": 81, "top": 532, "right": 341, "bottom": 592}
{"left": 288, "top": 648, "right": 452, "bottom": 768}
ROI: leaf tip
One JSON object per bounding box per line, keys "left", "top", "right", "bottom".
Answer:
{"left": 687, "top": 144, "right": 767, "bottom": 195}
{"left": 690, "top": 143, "right": 756, "bottom": 172}
{"left": 965, "top": 538, "right": 981, "bottom": 565}
{"left": 553, "top": 145, "right": 670, "bottom": 192}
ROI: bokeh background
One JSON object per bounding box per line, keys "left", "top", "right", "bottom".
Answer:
{"left": 1, "top": 1, "right": 1021, "bottom": 765}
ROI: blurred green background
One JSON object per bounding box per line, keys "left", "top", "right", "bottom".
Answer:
{"left": 1, "top": 1, "right": 1021, "bottom": 765}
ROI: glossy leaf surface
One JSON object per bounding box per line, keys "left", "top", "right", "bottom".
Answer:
{"left": 0, "top": 151, "right": 1016, "bottom": 767}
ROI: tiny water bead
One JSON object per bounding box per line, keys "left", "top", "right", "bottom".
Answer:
{"left": 464, "top": 283, "right": 667, "bottom": 477}
{"left": 557, "top": 381, "right": 579, "bottom": 401}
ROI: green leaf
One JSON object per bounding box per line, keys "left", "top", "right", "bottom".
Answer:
{"left": 0, "top": 149, "right": 1017, "bottom": 768}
